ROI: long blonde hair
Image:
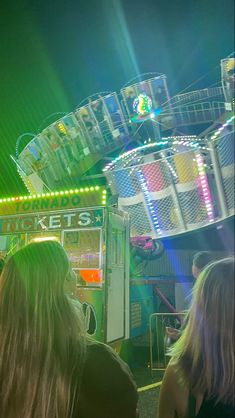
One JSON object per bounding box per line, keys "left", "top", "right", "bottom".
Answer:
{"left": 0, "top": 241, "right": 86, "bottom": 418}
{"left": 170, "top": 257, "right": 234, "bottom": 404}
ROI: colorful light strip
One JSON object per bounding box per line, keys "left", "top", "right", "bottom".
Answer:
{"left": 103, "top": 136, "right": 204, "bottom": 173}
{"left": 162, "top": 135, "right": 197, "bottom": 141}
{"left": 160, "top": 152, "right": 178, "bottom": 179}
{"left": 0, "top": 186, "right": 104, "bottom": 205}
{"left": 195, "top": 153, "right": 214, "bottom": 223}
{"left": 137, "top": 169, "right": 162, "bottom": 235}
{"left": 103, "top": 141, "right": 169, "bottom": 172}
{"left": 211, "top": 115, "right": 235, "bottom": 141}
{"left": 101, "top": 189, "right": 107, "bottom": 205}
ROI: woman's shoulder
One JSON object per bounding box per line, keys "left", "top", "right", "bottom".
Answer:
{"left": 159, "top": 360, "right": 190, "bottom": 418}
{"left": 85, "top": 339, "right": 124, "bottom": 365}
{"left": 79, "top": 339, "right": 138, "bottom": 417}
{"left": 83, "top": 339, "right": 137, "bottom": 390}
{"left": 160, "top": 361, "right": 208, "bottom": 418}
{"left": 164, "top": 359, "right": 188, "bottom": 388}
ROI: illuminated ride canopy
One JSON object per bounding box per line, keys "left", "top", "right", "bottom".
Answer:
{"left": 13, "top": 59, "right": 235, "bottom": 239}
{"left": 104, "top": 117, "right": 235, "bottom": 238}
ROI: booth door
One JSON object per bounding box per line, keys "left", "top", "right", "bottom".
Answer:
{"left": 106, "top": 211, "right": 129, "bottom": 343}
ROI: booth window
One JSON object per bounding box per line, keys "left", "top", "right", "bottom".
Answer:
{"left": 63, "top": 229, "right": 101, "bottom": 269}
{"left": 63, "top": 229, "right": 102, "bottom": 287}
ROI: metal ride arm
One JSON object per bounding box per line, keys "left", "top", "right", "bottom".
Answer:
{"left": 154, "top": 286, "right": 182, "bottom": 323}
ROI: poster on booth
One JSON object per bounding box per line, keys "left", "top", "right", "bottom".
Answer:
{"left": 77, "top": 288, "right": 103, "bottom": 341}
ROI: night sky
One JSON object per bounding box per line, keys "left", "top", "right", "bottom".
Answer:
{"left": 0, "top": 0, "right": 234, "bottom": 197}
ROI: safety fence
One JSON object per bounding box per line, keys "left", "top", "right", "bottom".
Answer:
{"left": 149, "top": 312, "right": 187, "bottom": 373}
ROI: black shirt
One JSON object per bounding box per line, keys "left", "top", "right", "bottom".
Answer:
{"left": 75, "top": 341, "right": 138, "bottom": 418}
{"left": 188, "top": 392, "right": 235, "bottom": 418}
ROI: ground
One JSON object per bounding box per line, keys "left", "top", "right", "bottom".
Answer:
{"left": 132, "top": 366, "right": 164, "bottom": 418}
{"left": 138, "top": 387, "right": 160, "bottom": 418}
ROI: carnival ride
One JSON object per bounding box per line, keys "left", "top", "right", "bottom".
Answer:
{"left": 13, "top": 54, "right": 234, "bottom": 243}
{"left": 0, "top": 54, "right": 234, "bottom": 353}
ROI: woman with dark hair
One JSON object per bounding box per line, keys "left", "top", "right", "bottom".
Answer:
{"left": 158, "top": 258, "right": 235, "bottom": 417}
{"left": 0, "top": 241, "right": 138, "bottom": 418}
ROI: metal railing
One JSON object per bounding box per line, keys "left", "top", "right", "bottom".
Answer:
{"left": 170, "top": 87, "right": 224, "bottom": 107}
{"left": 161, "top": 101, "right": 226, "bottom": 129}
{"left": 149, "top": 312, "right": 187, "bottom": 373}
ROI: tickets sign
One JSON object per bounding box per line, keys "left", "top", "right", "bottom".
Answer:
{"left": 0, "top": 208, "right": 104, "bottom": 234}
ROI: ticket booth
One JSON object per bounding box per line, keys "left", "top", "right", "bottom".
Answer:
{"left": 0, "top": 187, "right": 130, "bottom": 344}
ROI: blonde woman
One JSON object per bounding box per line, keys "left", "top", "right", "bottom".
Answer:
{"left": 158, "top": 258, "right": 234, "bottom": 418}
{"left": 0, "top": 241, "right": 138, "bottom": 418}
